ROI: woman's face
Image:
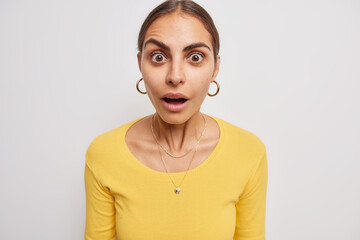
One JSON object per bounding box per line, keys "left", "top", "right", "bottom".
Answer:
{"left": 137, "top": 12, "right": 220, "bottom": 124}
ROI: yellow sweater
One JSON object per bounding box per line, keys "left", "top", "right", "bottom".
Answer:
{"left": 84, "top": 115, "right": 268, "bottom": 240}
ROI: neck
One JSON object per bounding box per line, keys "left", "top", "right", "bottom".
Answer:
{"left": 152, "top": 112, "right": 205, "bottom": 154}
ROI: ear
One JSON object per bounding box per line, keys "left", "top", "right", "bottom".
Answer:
{"left": 211, "top": 55, "right": 221, "bottom": 80}
{"left": 137, "top": 52, "right": 142, "bottom": 72}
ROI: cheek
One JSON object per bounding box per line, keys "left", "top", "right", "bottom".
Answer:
{"left": 142, "top": 64, "right": 167, "bottom": 84}
{"left": 189, "top": 61, "right": 214, "bottom": 78}
{"left": 142, "top": 68, "right": 164, "bottom": 93}
{"left": 190, "top": 68, "right": 213, "bottom": 88}
{"left": 144, "top": 78, "right": 159, "bottom": 96}
{"left": 189, "top": 80, "right": 211, "bottom": 102}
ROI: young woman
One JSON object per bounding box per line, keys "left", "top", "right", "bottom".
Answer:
{"left": 84, "top": 1, "right": 268, "bottom": 239}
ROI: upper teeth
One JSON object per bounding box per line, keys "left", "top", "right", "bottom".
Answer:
{"left": 168, "top": 97, "right": 181, "bottom": 99}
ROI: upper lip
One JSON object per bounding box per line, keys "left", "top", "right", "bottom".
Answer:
{"left": 162, "top": 92, "right": 189, "bottom": 99}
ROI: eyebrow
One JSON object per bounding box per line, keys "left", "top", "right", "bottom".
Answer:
{"left": 143, "top": 38, "right": 211, "bottom": 53}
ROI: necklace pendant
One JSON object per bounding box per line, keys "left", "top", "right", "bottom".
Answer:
{"left": 174, "top": 187, "right": 181, "bottom": 194}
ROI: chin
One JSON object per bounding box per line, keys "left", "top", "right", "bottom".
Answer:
{"left": 156, "top": 111, "right": 191, "bottom": 125}
{"left": 156, "top": 109, "right": 201, "bottom": 125}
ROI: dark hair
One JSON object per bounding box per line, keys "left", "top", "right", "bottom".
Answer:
{"left": 137, "top": 0, "right": 220, "bottom": 63}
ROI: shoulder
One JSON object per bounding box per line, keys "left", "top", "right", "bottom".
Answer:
{"left": 211, "top": 115, "right": 266, "bottom": 157}
{"left": 85, "top": 116, "right": 147, "bottom": 167}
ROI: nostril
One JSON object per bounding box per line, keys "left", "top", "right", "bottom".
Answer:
{"left": 168, "top": 78, "right": 184, "bottom": 84}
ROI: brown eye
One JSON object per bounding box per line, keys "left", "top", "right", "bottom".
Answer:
{"left": 190, "top": 53, "right": 203, "bottom": 63}
{"left": 151, "top": 53, "right": 166, "bottom": 63}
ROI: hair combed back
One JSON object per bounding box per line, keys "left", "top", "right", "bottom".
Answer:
{"left": 137, "top": 0, "right": 220, "bottom": 63}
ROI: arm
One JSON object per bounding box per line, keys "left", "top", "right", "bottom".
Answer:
{"left": 84, "top": 160, "right": 116, "bottom": 240}
{"left": 233, "top": 150, "right": 268, "bottom": 240}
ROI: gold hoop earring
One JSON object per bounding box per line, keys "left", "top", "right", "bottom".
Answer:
{"left": 208, "top": 80, "right": 220, "bottom": 97}
{"left": 136, "top": 78, "right": 147, "bottom": 94}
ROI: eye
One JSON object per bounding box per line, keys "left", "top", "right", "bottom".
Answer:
{"left": 151, "top": 53, "right": 166, "bottom": 63}
{"left": 189, "top": 53, "right": 203, "bottom": 63}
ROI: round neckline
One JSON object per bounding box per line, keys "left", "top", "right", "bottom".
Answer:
{"left": 119, "top": 113, "right": 224, "bottom": 177}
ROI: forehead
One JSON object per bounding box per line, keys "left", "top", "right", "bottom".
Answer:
{"left": 144, "top": 12, "right": 213, "bottom": 51}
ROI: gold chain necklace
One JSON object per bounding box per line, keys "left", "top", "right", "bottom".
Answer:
{"left": 156, "top": 141, "right": 198, "bottom": 194}
{"left": 150, "top": 113, "right": 206, "bottom": 194}
{"left": 150, "top": 113, "right": 207, "bottom": 158}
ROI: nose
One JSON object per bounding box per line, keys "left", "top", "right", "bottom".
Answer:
{"left": 166, "top": 58, "right": 185, "bottom": 86}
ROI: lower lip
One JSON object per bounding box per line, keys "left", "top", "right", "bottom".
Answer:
{"left": 161, "top": 99, "right": 189, "bottom": 112}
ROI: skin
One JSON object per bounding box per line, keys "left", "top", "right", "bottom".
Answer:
{"left": 125, "top": 11, "right": 221, "bottom": 172}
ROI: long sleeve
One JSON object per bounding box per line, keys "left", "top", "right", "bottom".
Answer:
{"left": 83, "top": 116, "right": 268, "bottom": 240}
{"left": 84, "top": 161, "right": 116, "bottom": 240}
{"left": 233, "top": 150, "right": 268, "bottom": 240}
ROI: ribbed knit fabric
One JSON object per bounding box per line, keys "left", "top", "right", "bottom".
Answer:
{"left": 84, "top": 114, "right": 268, "bottom": 240}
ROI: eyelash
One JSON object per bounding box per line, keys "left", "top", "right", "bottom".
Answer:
{"left": 150, "top": 52, "right": 204, "bottom": 64}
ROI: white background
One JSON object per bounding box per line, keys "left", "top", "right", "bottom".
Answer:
{"left": 1, "top": 0, "right": 359, "bottom": 239}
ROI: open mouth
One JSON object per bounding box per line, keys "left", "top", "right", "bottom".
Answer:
{"left": 162, "top": 97, "right": 188, "bottom": 104}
